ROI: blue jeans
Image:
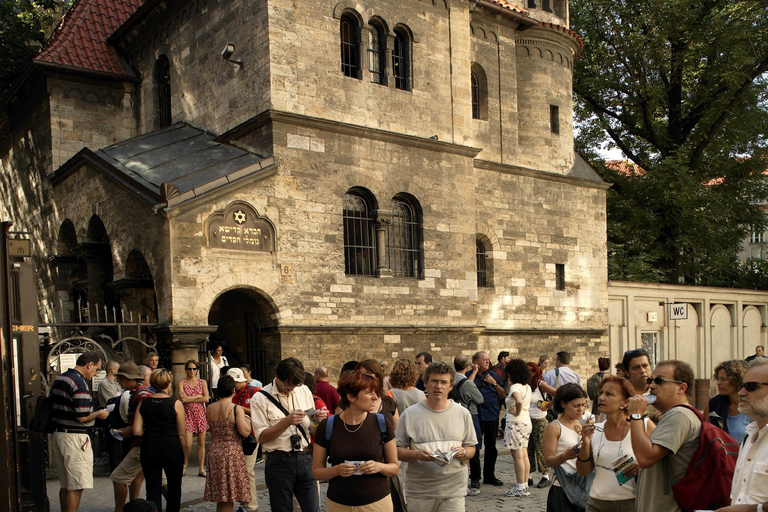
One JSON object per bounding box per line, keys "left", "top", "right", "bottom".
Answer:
{"left": 264, "top": 452, "right": 319, "bottom": 512}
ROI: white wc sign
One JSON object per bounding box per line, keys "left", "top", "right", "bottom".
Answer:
{"left": 670, "top": 303, "right": 688, "bottom": 320}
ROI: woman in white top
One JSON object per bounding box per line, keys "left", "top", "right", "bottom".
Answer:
{"left": 504, "top": 359, "right": 533, "bottom": 497}
{"left": 543, "top": 383, "right": 589, "bottom": 512}
{"left": 576, "top": 376, "right": 654, "bottom": 512}
{"left": 208, "top": 342, "right": 228, "bottom": 400}
{"left": 528, "top": 362, "right": 557, "bottom": 489}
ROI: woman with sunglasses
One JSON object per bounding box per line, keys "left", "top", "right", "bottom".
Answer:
{"left": 133, "top": 369, "right": 186, "bottom": 512}
{"left": 178, "top": 359, "right": 209, "bottom": 476}
{"left": 577, "top": 376, "right": 655, "bottom": 512}
{"left": 703, "top": 359, "right": 750, "bottom": 443}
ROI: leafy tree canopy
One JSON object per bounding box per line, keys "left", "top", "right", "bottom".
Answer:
{"left": 0, "top": 0, "right": 62, "bottom": 92}
{"left": 571, "top": 0, "right": 768, "bottom": 285}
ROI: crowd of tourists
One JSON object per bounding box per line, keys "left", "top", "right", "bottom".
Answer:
{"left": 47, "top": 345, "right": 768, "bottom": 512}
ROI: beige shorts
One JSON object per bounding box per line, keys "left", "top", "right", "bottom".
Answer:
{"left": 110, "top": 446, "right": 142, "bottom": 485}
{"left": 51, "top": 432, "right": 94, "bottom": 490}
{"left": 327, "top": 494, "right": 393, "bottom": 512}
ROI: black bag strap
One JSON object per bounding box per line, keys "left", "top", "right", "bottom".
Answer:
{"left": 258, "top": 389, "right": 309, "bottom": 444}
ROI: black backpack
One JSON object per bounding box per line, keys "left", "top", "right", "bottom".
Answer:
{"left": 29, "top": 394, "right": 55, "bottom": 433}
{"left": 448, "top": 377, "right": 469, "bottom": 403}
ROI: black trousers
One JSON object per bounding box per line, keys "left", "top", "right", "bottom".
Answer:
{"left": 140, "top": 438, "right": 184, "bottom": 512}
{"left": 469, "top": 417, "right": 499, "bottom": 481}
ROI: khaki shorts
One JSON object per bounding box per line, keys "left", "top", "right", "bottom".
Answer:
{"left": 327, "top": 494, "right": 393, "bottom": 512}
{"left": 110, "top": 446, "right": 142, "bottom": 485}
{"left": 51, "top": 432, "right": 94, "bottom": 490}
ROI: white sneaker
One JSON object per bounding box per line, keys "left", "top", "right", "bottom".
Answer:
{"left": 467, "top": 486, "right": 480, "bottom": 496}
{"left": 504, "top": 487, "right": 530, "bottom": 497}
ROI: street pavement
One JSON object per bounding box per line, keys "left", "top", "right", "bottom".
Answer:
{"left": 47, "top": 438, "right": 549, "bottom": 512}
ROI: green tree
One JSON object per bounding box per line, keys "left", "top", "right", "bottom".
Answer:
{"left": 0, "top": 0, "right": 62, "bottom": 92}
{"left": 571, "top": 0, "right": 768, "bottom": 285}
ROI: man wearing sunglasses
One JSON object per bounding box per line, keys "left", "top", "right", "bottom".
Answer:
{"left": 627, "top": 360, "right": 701, "bottom": 512}
{"left": 715, "top": 359, "right": 768, "bottom": 512}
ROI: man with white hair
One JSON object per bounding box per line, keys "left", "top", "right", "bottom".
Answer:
{"left": 715, "top": 359, "right": 768, "bottom": 512}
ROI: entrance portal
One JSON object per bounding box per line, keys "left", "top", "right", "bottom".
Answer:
{"left": 208, "top": 289, "right": 280, "bottom": 384}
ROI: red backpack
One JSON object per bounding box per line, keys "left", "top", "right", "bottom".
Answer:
{"left": 669, "top": 405, "right": 740, "bottom": 512}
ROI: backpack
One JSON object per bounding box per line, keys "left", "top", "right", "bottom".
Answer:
{"left": 102, "top": 393, "right": 128, "bottom": 429}
{"left": 325, "top": 413, "right": 387, "bottom": 444}
{"left": 668, "top": 405, "right": 740, "bottom": 512}
{"left": 587, "top": 372, "right": 605, "bottom": 413}
{"left": 29, "top": 394, "right": 55, "bottom": 433}
{"left": 448, "top": 377, "right": 469, "bottom": 403}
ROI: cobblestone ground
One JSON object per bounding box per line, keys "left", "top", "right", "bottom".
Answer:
{"left": 48, "top": 439, "right": 548, "bottom": 512}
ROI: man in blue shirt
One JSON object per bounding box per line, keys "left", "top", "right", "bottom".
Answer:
{"left": 468, "top": 351, "right": 506, "bottom": 491}
{"left": 50, "top": 351, "right": 109, "bottom": 512}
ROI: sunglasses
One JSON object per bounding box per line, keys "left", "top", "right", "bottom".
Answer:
{"left": 739, "top": 381, "right": 768, "bottom": 392}
{"left": 186, "top": 367, "right": 198, "bottom": 371}
{"left": 647, "top": 377, "right": 684, "bottom": 386}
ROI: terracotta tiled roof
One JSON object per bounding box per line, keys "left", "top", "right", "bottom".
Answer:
{"left": 482, "top": 0, "right": 529, "bottom": 15}
{"left": 539, "top": 21, "right": 584, "bottom": 55}
{"left": 35, "top": 0, "right": 144, "bottom": 77}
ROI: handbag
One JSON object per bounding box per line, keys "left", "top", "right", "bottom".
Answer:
{"left": 553, "top": 465, "right": 595, "bottom": 510}
{"left": 234, "top": 405, "right": 258, "bottom": 455}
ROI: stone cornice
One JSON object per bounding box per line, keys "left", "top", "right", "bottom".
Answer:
{"left": 217, "top": 110, "right": 483, "bottom": 157}
{"left": 474, "top": 159, "right": 612, "bottom": 190}
{"left": 275, "top": 325, "right": 606, "bottom": 336}
{"left": 481, "top": 328, "right": 607, "bottom": 336}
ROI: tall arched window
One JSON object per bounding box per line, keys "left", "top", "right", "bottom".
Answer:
{"left": 340, "top": 13, "right": 360, "bottom": 79}
{"left": 392, "top": 27, "right": 410, "bottom": 91}
{"left": 471, "top": 64, "right": 488, "bottom": 120}
{"left": 388, "top": 195, "right": 422, "bottom": 277}
{"left": 368, "top": 19, "right": 387, "bottom": 85}
{"left": 155, "top": 56, "right": 172, "bottom": 128}
{"left": 476, "top": 240, "right": 488, "bottom": 287}
{"left": 343, "top": 191, "right": 377, "bottom": 275}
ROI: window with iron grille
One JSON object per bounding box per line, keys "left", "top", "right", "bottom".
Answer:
{"left": 369, "top": 21, "right": 387, "bottom": 84}
{"left": 392, "top": 28, "right": 410, "bottom": 91}
{"left": 476, "top": 240, "right": 487, "bottom": 288}
{"left": 471, "top": 72, "right": 480, "bottom": 119}
{"left": 751, "top": 232, "right": 764, "bottom": 244}
{"left": 388, "top": 197, "right": 421, "bottom": 277}
{"left": 556, "top": 263, "right": 565, "bottom": 290}
{"left": 156, "top": 56, "right": 172, "bottom": 128}
{"left": 343, "top": 193, "right": 376, "bottom": 275}
{"left": 340, "top": 14, "right": 360, "bottom": 78}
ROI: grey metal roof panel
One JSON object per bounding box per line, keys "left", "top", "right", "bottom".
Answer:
{"left": 92, "top": 122, "right": 269, "bottom": 197}
{"left": 569, "top": 152, "right": 605, "bottom": 183}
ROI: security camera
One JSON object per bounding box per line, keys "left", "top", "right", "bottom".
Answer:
{"left": 221, "top": 43, "right": 236, "bottom": 60}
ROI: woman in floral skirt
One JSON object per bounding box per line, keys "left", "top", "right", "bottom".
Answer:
{"left": 178, "top": 359, "right": 209, "bottom": 476}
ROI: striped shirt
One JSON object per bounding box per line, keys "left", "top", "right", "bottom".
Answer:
{"left": 51, "top": 369, "right": 94, "bottom": 428}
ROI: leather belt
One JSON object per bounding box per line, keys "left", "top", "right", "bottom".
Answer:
{"left": 267, "top": 448, "right": 312, "bottom": 456}
{"left": 55, "top": 428, "right": 88, "bottom": 434}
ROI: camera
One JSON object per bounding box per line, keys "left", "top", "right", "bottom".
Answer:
{"left": 290, "top": 434, "right": 303, "bottom": 453}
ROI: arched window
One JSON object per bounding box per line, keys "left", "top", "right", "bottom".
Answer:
{"left": 155, "top": 56, "right": 172, "bottom": 128}
{"left": 343, "top": 190, "right": 377, "bottom": 275}
{"left": 476, "top": 240, "right": 488, "bottom": 287}
{"left": 388, "top": 195, "right": 422, "bottom": 277}
{"left": 340, "top": 13, "right": 360, "bottom": 79}
{"left": 392, "top": 27, "right": 410, "bottom": 91}
{"left": 368, "top": 19, "right": 387, "bottom": 85}
{"left": 471, "top": 64, "right": 488, "bottom": 120}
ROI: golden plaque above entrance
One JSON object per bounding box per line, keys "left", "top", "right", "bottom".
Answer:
{"left": 207, "top": 202, "right": 275, "bottom": 252}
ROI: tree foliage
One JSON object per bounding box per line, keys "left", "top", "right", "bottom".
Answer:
{"left": 571, "top": 0, "right": 768, "bottom": 285}
{"left": 0, "top": 0, "right": 62, "bottom": 92}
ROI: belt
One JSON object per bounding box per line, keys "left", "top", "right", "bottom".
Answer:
{"left": 55, "top": 428, "right": 88, "bottom": 434}
{"left": 267, "top": 448, "right": 312, "bottom": 456}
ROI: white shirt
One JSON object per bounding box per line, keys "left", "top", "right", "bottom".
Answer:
{"left": 730, "top": 421, "right": 768, "bottom": 506}
{"left": 544, "top": 366, "right": 583, "bottom": 389}
{"left": 506, "top": 383, "right": 531, "bottom": 425}
{"left": 250, "top": 380, "right": 314, "bottom": 452}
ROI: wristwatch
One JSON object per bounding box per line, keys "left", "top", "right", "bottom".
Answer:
{"left": 756, "top": 503, "right": 763, "bottom": 512}
{"left": 626, "top": 413, "right": 642, "bottom": 422}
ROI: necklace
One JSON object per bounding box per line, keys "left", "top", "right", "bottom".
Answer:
{"left": 342, "top": 411, "right": 367, "bottom": 433}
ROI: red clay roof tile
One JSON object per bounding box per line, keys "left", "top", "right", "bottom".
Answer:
{"left": 483, "top": 0, "right": 529, "bottom": 15}
{"left": 35, "top": 0, "right": 144, "bottom": 77}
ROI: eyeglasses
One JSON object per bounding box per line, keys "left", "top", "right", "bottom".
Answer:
{"left": 739, "top": 381, "right": 768, "bottom": 392}
{"left": 647, "top": 377, "right": 684, "bottom": 386}
{"left": 186, "top": 367, "right": 198, "bottom": 371}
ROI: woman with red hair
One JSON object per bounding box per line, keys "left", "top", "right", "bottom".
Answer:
{"left": 527, "top": 361, "right": 557, "bottom": 488}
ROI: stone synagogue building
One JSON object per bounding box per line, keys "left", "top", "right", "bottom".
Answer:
{"left": 0, "top": 0, "right": 609, "bottom": 382}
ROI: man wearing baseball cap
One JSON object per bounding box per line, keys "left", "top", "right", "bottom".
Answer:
{"left": 229, "top": 367, "right": 261, "bottom": 511}
{"left": 110, "top": 362, "right": 153, "bottom": 512}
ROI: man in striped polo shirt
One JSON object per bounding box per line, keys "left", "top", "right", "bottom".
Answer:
{"left": 50, "top": 351, "right": 110, "bottom": 512}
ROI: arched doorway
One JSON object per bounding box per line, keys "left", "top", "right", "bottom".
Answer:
{"left": 208, "top": 289, "right": 280, "bottom": 384}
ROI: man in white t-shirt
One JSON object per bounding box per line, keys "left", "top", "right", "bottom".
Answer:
{"left": 396, "top": 361, "right": 478, "bottom": 512}
{"left": 543, "top": 351, "right": 582, "bottom": 389}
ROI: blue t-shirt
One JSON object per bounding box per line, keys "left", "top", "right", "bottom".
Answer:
{"left": 472, "top": 370, "right": 504, "bottom": 421}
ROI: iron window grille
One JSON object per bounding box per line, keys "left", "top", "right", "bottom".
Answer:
{"left": 340, "top": 16, "right": 359, "bottom": 78}
{"left": 388, "top": 199, "right": 420, "bottom": 277}
{"left": 369, "top": 23, "right": 386, "bottom": 84}
{"left": 476, "top": 240, "right": 488, "bottom": 287}
{"left": 392, "top": 31, "right": 409, "bottom": 90}
{"left": 471, "top": 72, "right": 480, "bottom": 119}
{"left": 343, "top": 194, "right": 376, "bottom": 275}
